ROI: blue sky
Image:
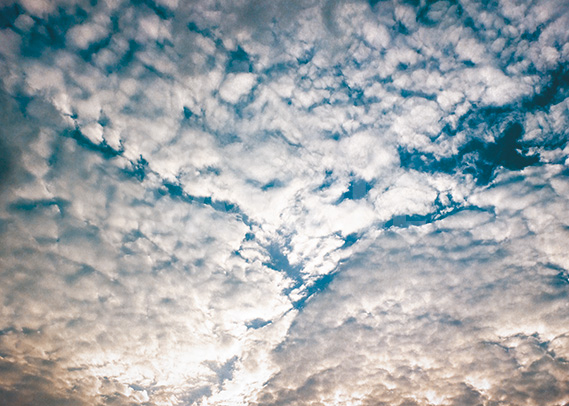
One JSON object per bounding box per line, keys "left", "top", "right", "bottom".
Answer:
{"left": 0, "top": 0, "right": 569, "bottom": 405}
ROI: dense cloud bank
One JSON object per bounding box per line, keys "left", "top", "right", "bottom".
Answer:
{"left": 0, "top": 0, "right": 568, "bottom": 405}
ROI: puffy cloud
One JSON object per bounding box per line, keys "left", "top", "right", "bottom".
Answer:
{"left": 252, "top": 168, "right": 569, "bottom": 406}
{"left": 0, "top": 0, "right": 568, "bottom": 405}
{"left": 67, "top": 20, "right": 109, "bottom": 50}
{"left": 218, "top": 72, "right": 257, "bottom": 103}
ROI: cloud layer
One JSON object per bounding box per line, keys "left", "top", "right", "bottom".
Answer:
{"left": 0, "top": 0, "right": 568, "bottom": 405}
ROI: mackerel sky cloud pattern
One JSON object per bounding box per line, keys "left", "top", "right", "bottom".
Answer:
{"left": 0, "top": 0, "right": 568, "bottom": 405}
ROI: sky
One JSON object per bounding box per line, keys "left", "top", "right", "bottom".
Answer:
{"left": 0, "top": 0, "right": 568, "bottom": 405}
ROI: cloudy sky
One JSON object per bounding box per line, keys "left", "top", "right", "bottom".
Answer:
{"left": 1, "top": 0, "right": 569, "bottom": 405}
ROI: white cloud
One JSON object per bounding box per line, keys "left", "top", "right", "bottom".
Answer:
{"left": 19, "top": 0, "right": 55, "bottom": 16}
{"left": 249, "top": 170, "right": 569, "bottom": 405}
{"left": 362, "top": 21, "right": 390, "bottom": 49}
{"left": 455, "top": 37, "right": 488, "bottom": 64}
{"left": 218, "top": 73, "right": 257, "bottom": 103}
{"left": 68, "top": 21, "right": 109, "bottom": 49}
{"left": 1, "top": 0, "right": 568, "bottom": 405}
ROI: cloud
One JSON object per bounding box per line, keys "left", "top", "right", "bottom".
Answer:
{"left": 67, "top": 20, "right": 109, "bottom": 50}
{"left": 252, "top": 167, "right": 569, "bottom": 406}
{"left": 0, "top": 0, "right": 568, "bottom": 405}
{"left": 218, "top": 72, "right": 256, "bottom": 103}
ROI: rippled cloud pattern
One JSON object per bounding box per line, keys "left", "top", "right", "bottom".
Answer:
{"left": 1, "top": 0, "right": 568, "bottom": 405}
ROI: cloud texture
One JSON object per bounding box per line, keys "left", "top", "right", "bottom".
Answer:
{"left": 0, "top": 0, "right": 568, "bottom": 405}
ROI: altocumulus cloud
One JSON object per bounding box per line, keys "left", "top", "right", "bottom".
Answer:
{"left": 0, "top": 0, "right": 568, "bottom": 405}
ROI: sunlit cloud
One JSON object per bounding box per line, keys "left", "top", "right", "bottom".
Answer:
{"left": 0, "top": 0, "right": 568, "bottom": 405}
